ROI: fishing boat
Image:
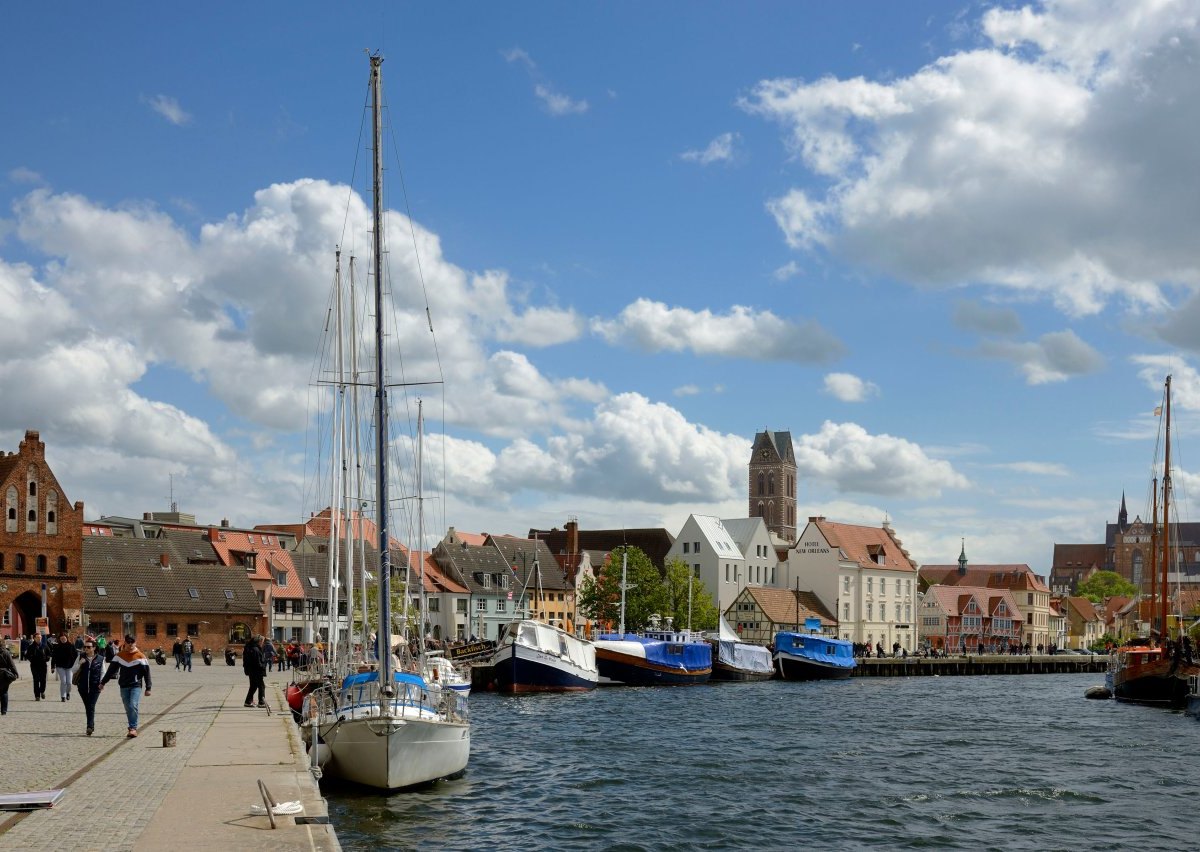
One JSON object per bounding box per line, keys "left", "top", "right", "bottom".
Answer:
{"left": 594, "top": 616, "right": 712, "bottom": 686}
{"left": 491, "top": 618, "right": 598, "bottom": 692}
{"left": 1108, "top": 375, "right": 1200, "bottom": 708}
{"left": 773, "top": 630, "right": 857, "bottom": 680}
{"left": 304, "top": 53, "right": 470, "bottom": 789}
{"left": 707, "top": 617, "right": 773, "bottom": 681}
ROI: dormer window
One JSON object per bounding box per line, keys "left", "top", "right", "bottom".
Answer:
{"left": 482, "top": 574, "right": 492, "bottom": 589}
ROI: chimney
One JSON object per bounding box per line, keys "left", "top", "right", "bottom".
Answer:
{"left": 144, "top": 513, "right": 154, "bottom": 521}
{"left": 566, "top": 517, "right": 579, "bottom": 559}
{"left": 160, "top": 553, "right": 171, "bottom": 569}
{"left": 221, "top": 518, "right": 230, "bottom": 528}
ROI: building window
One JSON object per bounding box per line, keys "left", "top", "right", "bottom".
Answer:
{"left": 867, "top": 578, "right": 873, "bottom": 594}
{"left": 843, "top": 576, "right": 850, "bottom": 592}
{"left": 90, "top": 621, "right": 110, "bottom": 636}
{"left": 895, "top": 603, "right": 901, "bottom": 621}
{"left": 276, "top": 571, "right": 287, "bottom": 586}
{"left": 15, "top": 554, "right": 25, "bottom": 572}
{"left": 166, "top": 623, "right": 178, "bottom": 637}
{"left": 187, "top": 624, "right": 199, "bottom": 637}
{"left": 96, "top": 586, "right": 107, "bottom": 596}
{"left": 476, "top": 599, "right": 486, "bottom": 612}
{"left": 136, "top": 587, "right": 148, "bottom": 597}
{"left": 57, "top": 556, "right": 67, "bottom": 573}
{"left": 768, "top": 473, "right": 775, "bottom": 496}
{"left": 757, "top": 472, "right": 764, "bottom": 496}
{"left": 224, "top": 589, "right": 235, "bottom": 600}
{"left": 145, "top": 622, "right": 158, "bottom": 637}
{"left": 843, "top": 603, "right": 850, "bottom": 621}
{"left": 28, "top": 481, "right": 36, "bottom": 497}
{"left": 497, "top": 599, "right": 507, "bottom": 613}
{"left": 867, "top": 603, "right": 873, "bottom": 620}
{"left": 36, "top": 554, "right": 47, "bottom": 573}
{"left": 188, "top": 588, "right": 199, "bottom": 599}
{"left": 456, "top": 599, "right": 467, "bottom": 614}
{"left": 501, "top": 574, "right": 510, "bottom": 590}
{"left": 725, "top": 565, "right": 729, "bottom": 581}
{"left": 1027, "top": 593, "right": 1033, "bottom": 605}
{"left": 428, "top": 598, "right": 440, "bottom": 612}
{"left": 695, "top": 565, "right": 701, "bottom": 579}
{"left": 694, "top": 542, "right": 700, "bottom": 553}
{"left": 482, "top": 574, "right": 492, "bottom": 589}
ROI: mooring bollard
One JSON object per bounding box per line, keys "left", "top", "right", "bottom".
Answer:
{"left": 162, "top": 730, "right": 177, "bottom": 748}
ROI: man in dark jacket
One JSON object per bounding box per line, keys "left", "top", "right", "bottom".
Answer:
{"left": 50, "top": 632, "right": 78, "bottom": 702}
{"left": 26, "top": 636, "right": 48, "bottom": 700}
{"left": 76, "top": 638, "right": 105, "bottom": 735}
{"left": 243, "top": 635, "right": 266, "bottom": 707}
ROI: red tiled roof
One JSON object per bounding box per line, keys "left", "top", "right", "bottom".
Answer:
{"left": 198, "top": 527, "right": 305, "bottom": 600}
{"left": 921, "top": 564, "right": 1050, "bottom": 593}
{"left": 925, "top": 585, "right": 1020, "bottom": 617}
{"left": 746, "top": 586, "right": 837, "bottom": 626}
{"left": 809, "top": 519, "right": 918, "bottom": 573}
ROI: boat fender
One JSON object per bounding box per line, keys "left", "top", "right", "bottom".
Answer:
{"left": 1084, "top": 685, "right": 1112, "bottom": 700}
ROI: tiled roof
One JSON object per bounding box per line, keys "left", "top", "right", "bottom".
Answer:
{"left": 82, "top": 535, "right": 261, "bottom": 615}
{"left": 1065, "top": 596, "right": 1100, "bottom": 621}
{"left": 924, "top": 585, "right": 1020, "bottom": 618}
{"left": 530, "top": 526, "right": 676, "bottom": 570}
{"left": 745, "top": 585, "right": 836, "bottom": 627}
{"left": 920, "top": 564, "right": 1050, "bottom": 593}
{"left": 197, "top": 527, "right": 306, "bottom": 600}
{"left": 293, "top": 535, "right": 412, "bottom": 600}
{"left": 434, "top": 537, "right": 516, "bottom": 595}
{"left": 1051, "top": 544, "right": 1106, "bottom": 568}
{"left": 487, "top": 535, "right": 571, "bottom": 591}
{"left": 810, "top": 519, "right": 918, "bottom": 573}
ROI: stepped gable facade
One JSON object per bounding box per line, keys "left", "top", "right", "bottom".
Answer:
{"left": 919, "top": 558, "right": 1051, "bottom": 650}
{"left": 0, "top": 430, "right": 85, "bottom": 640}
{"left": 81, "top": 534, "right": 263, "bottom": 651}
{"left": 748, "top": 430, "right": 797, "bottom": 543}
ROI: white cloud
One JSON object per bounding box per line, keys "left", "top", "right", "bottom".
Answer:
{"left": 674, "top": 385, "right": 700, "bottom": 397}
{"left": 742, "top": 1, "right": 1200, "bottom": 317}
{"left": 992, "top": 461, "right": 1070, "bottom": 476}
{"left": 977, "top": 329, "right": 1104, "bottom": 384}
{"left": 823, "top": 372, "right": 879, "bottom": 402}
{"left": 1132, "top": 354, "right": 1200, "bottom": 411}
{"left": 592, "top": 298, "right": 844, "bottom": 363}
{"left": 773, "top": 261, "right": 802, "bottom": 281}
{"left": 953, "top": 300, "right": 1022, "bottom": 336}
{"left": 534, "top": 84, "right": 588, "bottom": 116}
{"left": 795, "top": 421, "right": 970, "bottom": 499}
{"left": 142, "top": 94, "right": 192, "bottom": 126}
{"left": 681, "top": 132, "right": 740, "bottom": 165}
{"left": 8, "top": 167, "right": 43, "bottom": 185}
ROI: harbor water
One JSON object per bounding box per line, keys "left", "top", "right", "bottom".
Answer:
{"left": 326, "top": 673, "right": 1198, "bottom": 850}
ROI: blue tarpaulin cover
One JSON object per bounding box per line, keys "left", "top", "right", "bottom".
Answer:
{"left": 774, "top": 632, "right": 856, "bottom": 670}
{"left": 597, "top": 634, "right": 712, "bottom": 671}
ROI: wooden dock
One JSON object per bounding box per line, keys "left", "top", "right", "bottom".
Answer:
{"left": 853, "top": 654, "right": 1109, "bottom": 677}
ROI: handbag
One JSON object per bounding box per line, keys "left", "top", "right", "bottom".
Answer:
{"left": 72, "top": 665, "right": 85, "bottom": 688}
{"left": 0, "top": 667, "right": 16, "bottom": 684}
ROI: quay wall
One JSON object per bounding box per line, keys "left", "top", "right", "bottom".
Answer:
{"left": 854, "top": 654, "right": 1109, "bottom": 677}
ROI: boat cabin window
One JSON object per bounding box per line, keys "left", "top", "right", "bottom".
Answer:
{"left": 667, "top": 644, "right": 683, "bottom": 655}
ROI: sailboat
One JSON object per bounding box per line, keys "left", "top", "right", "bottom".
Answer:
{"left": 305, "top": 52, "right": 470, "bottom": 789}
{"left": 1108, "top": 375, "right": 1200, "bottom": 708}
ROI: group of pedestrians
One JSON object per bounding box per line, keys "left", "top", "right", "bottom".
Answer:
{"left": 1, "top": 633, "right": 151, "bottom": 737}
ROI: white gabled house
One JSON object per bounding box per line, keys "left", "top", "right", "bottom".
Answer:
{"left": 783, "top": 516, "right": 919, "bottom": 652}
{"left": 666, "top": 515, "right": 747, "bottom": 615}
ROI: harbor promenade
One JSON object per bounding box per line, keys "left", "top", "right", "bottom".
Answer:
{"left": 0, "top": 655, "right": 338, "bottom": 851}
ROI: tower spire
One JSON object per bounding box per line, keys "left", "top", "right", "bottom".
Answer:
{"left": 958, "top": 538, "right": 968, "bottom": 576}
{"left": 1118, "top": 491, "right": 1128, "bottom": 530}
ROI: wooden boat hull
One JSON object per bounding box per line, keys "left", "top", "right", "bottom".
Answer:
{"left": 1111, "top": 657, "right": 1197, "bottom": 707}
{"left": 594, "top": 646, "right": 711, "bottom": 685}
{"left": 775, "top": 652, "right": 855, "bottom": 681}
{"left": 491, "top": 641, "right": 598, "bottom": 693}
{"left": 710, "top": 661, "right": 773, "bottom": 682}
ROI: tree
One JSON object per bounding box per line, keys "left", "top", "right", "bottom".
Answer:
{"left": 662, "top": 558, "right": 719, "bottom": 631}
{"left": 1076, "top": 570, "right": 1137, "bottom": 603}
{"left": 577, "top": 546, "right": 666, "bottom": 633}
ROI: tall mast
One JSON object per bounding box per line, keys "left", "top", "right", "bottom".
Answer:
{"left": 417, "top": 400, "right": 427, "bottom": 658}
{"left": 370, "top": 52, "right": 393, "bottom": 691}
{"left": 1161, "top": 375, "right": 1172, "bottom": 637}
{"left": 1150, "top": 475, "right": 1158, "bottom": 635}
{"left": 349, "top": 255, "right": 370, "bottom": 655}
{"left": 323, "top": 249, "right": 344, "bottom": 653}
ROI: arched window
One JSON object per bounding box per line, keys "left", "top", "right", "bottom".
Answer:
{"left": 757, "top": 472, "right": 764, "bottom": 496}
{"left": 36, "top": 554, "right": 47, "bottom": 573}
{"left": 15, "top": 554, "right": 26, "bottom": 572}
{"left": 768, "top": 473, "right": 775, "bottom": 496}
{"left": 5, "top": 486, "right": 16, "bottom": 533}
{"left": 228, "top": 622, "right": 251, "bottom": 643}
{"left": 46, "top": 490, "right": 58, "bottom": 535}
{"left": 768, "top": 500, "right": 775, "bottom": 524}
{"left": 757, "top": 501, "right": 765, "bottom": 519}
{"left": 57, "top": 556, "right": 68, "bottom": 573}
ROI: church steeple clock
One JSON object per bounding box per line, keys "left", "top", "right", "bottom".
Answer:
{"left": 748, "top": 430, "right": 797, "bottom": 542}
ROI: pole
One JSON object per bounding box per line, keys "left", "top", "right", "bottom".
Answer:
{"left": 1161, "top": 375, "right": 1172, "bottom": 638}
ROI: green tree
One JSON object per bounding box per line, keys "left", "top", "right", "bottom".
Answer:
{"left": 1076, "top": 570, "right": 1137, "bottom": 603}
{"left": 577, "top": 546, "right": 666, "bottom": 633}
{"left": 662, "top": 558, "right": 719, "bottom": 631}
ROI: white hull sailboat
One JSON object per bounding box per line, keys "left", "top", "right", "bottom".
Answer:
{"left": 309, "top": 52, "right": 469, "bottom": 790}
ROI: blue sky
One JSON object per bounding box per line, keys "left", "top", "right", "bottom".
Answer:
{"left": 2, "top": 1, "right": 1198, "bottom": 570}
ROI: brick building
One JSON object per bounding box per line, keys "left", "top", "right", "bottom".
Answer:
{"left": 0, "top": 430, "right": 84, "bottom": 640}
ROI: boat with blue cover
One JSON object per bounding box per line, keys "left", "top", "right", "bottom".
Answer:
{"left": 594, "top": 619, "right": 712, "bottom": 686}
{"left": 773, "top": 631, "right": 857, "bottom": 680}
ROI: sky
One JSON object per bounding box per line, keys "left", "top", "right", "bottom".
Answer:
{"left": 3, "top": 0, "right": 1200, "bottom": 572}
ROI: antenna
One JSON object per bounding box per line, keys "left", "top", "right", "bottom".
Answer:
{"left": 169, "top": 473, "right": 178, "bottom": 513}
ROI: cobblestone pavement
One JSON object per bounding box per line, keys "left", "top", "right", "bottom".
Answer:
{"left": 0, "top": 657, "right": 311, "bottom": 851}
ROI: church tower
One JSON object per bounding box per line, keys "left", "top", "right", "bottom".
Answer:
{"left": 748, "top": 430, "right": 797, "bottom": 542}
{"left": 1118, "top": 491, "right": 1128, "bottom": 531}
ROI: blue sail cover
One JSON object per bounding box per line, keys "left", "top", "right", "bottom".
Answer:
{"left": 774, "top": 632, "right": 856, "bottom": 670}
{"left": 597, "top": 634, "right": 712, "bottom": 672}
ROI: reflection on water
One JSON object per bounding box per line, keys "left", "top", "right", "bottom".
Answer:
{"left": 327, "top": 675, "right": 1198, "bottom": 850}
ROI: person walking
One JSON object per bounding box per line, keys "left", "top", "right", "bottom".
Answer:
{"left": 51, "top": 632, "right": 78, "bottom": 702}
{"left": 101, "top": 634, "right": 152, "bottom": 737}
{"left": 242, "top": 635, "right": 266, "bottom": 708}
{"left": 103, "top": 637, "right": 117, "bottom": 663}
{"left": 172, "top": 639, "right": 183, "bottom": 669}
{"left": 76, "top": 638, "right": 105, "bottom": 735}
{"left": 26, "top": 635, "right": 48, "bottom": 701}
{"left": 0, "top": 640, "right": 18, "bottom": 715}
{"left": 262, "top": 639, "right": 277, "bottom": 673}
{"left": 181, "top": 637, "right": 193, "bottom": 672}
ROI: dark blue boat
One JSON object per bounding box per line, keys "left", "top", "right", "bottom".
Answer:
{"left": 593, "top": 629, "right": 712, "bottom": 686}
{"left": 773, "top": 632, "right": 856, "bottom": 680}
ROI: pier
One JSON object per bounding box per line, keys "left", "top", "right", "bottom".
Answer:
{"left": 0, "top": 659, "right": 337, "bottom": 851}
{"left": 854, "top": 654, "right": 1109, "bottom": 677}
